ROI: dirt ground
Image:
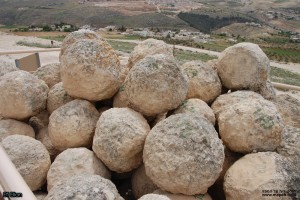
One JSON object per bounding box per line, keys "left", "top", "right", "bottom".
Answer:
{"left": 0, "top": 32, "right": 61, "bottom": 66}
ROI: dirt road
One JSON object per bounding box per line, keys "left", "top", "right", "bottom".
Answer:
{"left": 0, "top": 32, "right": 60, "bottom": 67}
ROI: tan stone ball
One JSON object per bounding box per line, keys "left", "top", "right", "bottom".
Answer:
{"left": 49, "top": 99, "right": 99, "bottom": 151}
{"left": 1, "top": 135, "right": 51, "bottom": 191}
{"left": 138, "top": 194, "right": 170, "bottom": 200}
{"left": 36, "top": 127, "right": 60, "bottom": 160}
{"left": 47, "top": 147, "right": 111, "bottom": 191}
{"left": 33, "top": 63, "right": 61, "bottom": 88}
{"left": 0, "top": 71, "right": 48, "bottom": 120}
{"left": 60, "top": 39, "right": 122, "bottom": 101}
{"left": 143, "top": 113, "right": 224, "bottom": 195}
{"left": 154, "top": 190, "right": 212, "bottom": 200}
{"left": 181, "top": 61, "right": 221, "bottom": 103}
{"left": 124, "top": 54, "right": 188, "bottom": 116}
{"left": 93, "top": 108, "right": 150, "bottom": 173}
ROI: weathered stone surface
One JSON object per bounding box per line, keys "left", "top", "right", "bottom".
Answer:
{"left": 0, "top": 119, "right": 35, "bottom": 142}
{"left": 45, "top": 175, "right": 124, "bottom": 200}
{"left": 49, "top": 99, "right": 99, "bottom": 151}
{"left": 34, "top": 191, "right": 47, "bottom": 200}
{"left": 181, "top": 61, "right": 221, "bottom": 103}
{"left": 60, "top": 39, "right": 122, "bottom": 101}
{"left": 258, "top": 80, "right": 276, "bottom": 100}
{"left": 0, "top": 61, "right": 19, "bottom": 77}
{"left": 154, "top": 190, "right": 212, "bottom": 200}
{"left": 36, "top": 127, "right": 59, "bottom": 160}
{"left": 33, "top": 63, "right": 61, "bottom": 88}
{"left": 277, "top": 125, "right": 300, "bottom": 165}
{"left": 127, "top": 38, "right": 173, "bottom": 70}
{"left": 0, "top": 71, "right": 48, "bottom": 120}
{"left": 224, "top": 152, "right": 300, "bottom": 200}
{"left": 143, "top": 114, "right": 224, "bottom": 195}
{"left": 93, "top": 108, "right": 150, "bottom": 172}
{"left": 1, "top": 135, "right": 51, "bottom": 191}
{"left": 138, "top": 194, "right": 170, "bottom": 200}
{"left": 132, "top": 165, "right": 159, "bottom": 199}
{"left": 29, "top": 110, "right": 49, "bottom": 133}
{"left": 60, "top": 29, "right": 102, "bottom": 58}
{"left": 124, "top": 54, "right": 188, "bottom": 116}
{"left": 216, "top": 42, "right": 270, "bottom": 91}
{"left": 47, "top": 82, "right": 74, "bottom": 114}
{"left": 47, "top": 147, "right": 111, "bottom": 191}
{"left": 211, "top": 91, "right": 264, "bottom": 118}
{"left": 174, "top": 98, "right": 215, "bottom": 125}
{"left": 217, "top": 98, "right": 283, "bottom": 153}
{"left": 273, "top": 94, "right": 300, "bottom": 128}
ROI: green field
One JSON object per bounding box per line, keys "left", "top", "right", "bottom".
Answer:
{"left": 270, "top": 66, "right": 300, "bottom": 87}
{"left": 39, "top": 35, "right": 66, "bottom": 42}
{"left": 16, "top": 41, "right": 60, "bottom": 48}
{"left": 263, "top": 48, "right": 300, "bottom": 63}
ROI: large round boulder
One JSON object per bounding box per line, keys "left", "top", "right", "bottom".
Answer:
{"left": 154, "top": 190, "right": 212, "bottom": 200}
{"left": 143, "top": 114, "right": 224, "bottom": 195}
{"left": 0, "top": 119, "right": 35, "bottom": 142}
{"left": 174, "top": 98, "right": 215, "bottom": 125}
{"left": 273, "top": 94, "right": 300, "bottom": 128}
{"left": 217, "top": 98, "right": 283, "bottom": 153}
{"left": 0, "top": 71, "right": 48, "bottom": 120}
{"left": 47, "top": 147, "right": 111, "bottom": 191}
{"left": 1, "top": 135, "right": 51, "bottom": 191}
{"left": 124, "top": 54, "right": 188, "bottom": 116}
{"left": 45, "top": 175, "right": 124, "bottom": 200}
{"left": 181, "top": 61, "right": 221, "bottom": 103}
{"left": 216, "top": 42, "right": 270, "bottom": 91}
{"left": 127, "top": 38, "right": 173, "bottom": 69}
{"left": 47, "top": 82, "right": 74, "bottom": 113}
{"left": 224, "top": 152, "right": 300, "bottom": 200}
{"left": 132, "top": 165, "right": 159, "bottom": 199}
{"left": 60, "top": 29, "right": 102, "bottom": 58}
{"left": 49, "top": 99, "right": 99, "bottom": 151}
{"left": 93, "top": 108, "right": 150, "bottom": 172}
{"left": 60, "top": 39, "right": 122, "bottom": 101}
{"left": 33, "top": 63, "right": 61, "bottom": 88}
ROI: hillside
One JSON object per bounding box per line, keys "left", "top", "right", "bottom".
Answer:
{"left": 0, "top": 0, "right": 299, "bottom": 33}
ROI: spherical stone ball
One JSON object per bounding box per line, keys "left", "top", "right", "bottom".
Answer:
{"left": 124, "top": 54, "right": 188, "bottom": 116}
{"left": 174, "top": 98, "right": 215, "bottom": 125}
{"left": 1, "top": 135, "right": 51, "bottom": 191}
{"left": 60, "top": 29, "right": 103, "bottom": 58}
{"left": 273, "top": 94, "right": 300, "bottom": 128}
{"left": 216, "top": 42, "right": 270, "bottom": 91}
{"left": 47, "top": 82, "right": 74, "bottom": 113}
{"left": 224, "top": 152, "right": 300, "bottom": 200}
{"left": 154, "top": 190, "right": 212, "bottom": 200}
{"left": 0, "top": 61, "right": 19, "bottom": 77}
{"left": 138, "top": 194, "right": 170, "bottom": 200}
{"left": 131, "top": 165, "right": 159, "bottom": 199}
{"left": 127, "top": 38, "right": 173, "bottom": 70}
{"left": 49, "top": 99, "right": 99, "bottom": 151}
{"left": 211, "top": 90, "right": 264, "bottom": 118}
{"left": 60, "top": 39, "right": 122, "bottom": 101}
{"left": 47, "top": 147, "right": 111, "bottom": 191}
{"left": 93, "top": 108, "right": 150, "bottom": 173}
{"left": 45, "top": 175, "right": 124, "bottom": 200}
{"left": 0, "top": 119, "right": 35, "bottom": 142}
{"left": 181, "top": 61, "right": 221, "bottom": 103}
{"left": 0, "top": 71, "right": 48, "bottom": 120}
{"left": 33, "top": 63, "right": 61, "bottom": 88}
{"left": 36, "top": 127, "right": 60, "bottom": 160}
{"left": 143, "top": 113, "right": 224, "bottom": 195}
{"left": 218, "top": 98, "right": 283, "bottom": 153}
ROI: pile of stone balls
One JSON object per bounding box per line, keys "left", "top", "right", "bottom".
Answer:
{"left": 0, "top": 29, "right": 299, "bottom": 200}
